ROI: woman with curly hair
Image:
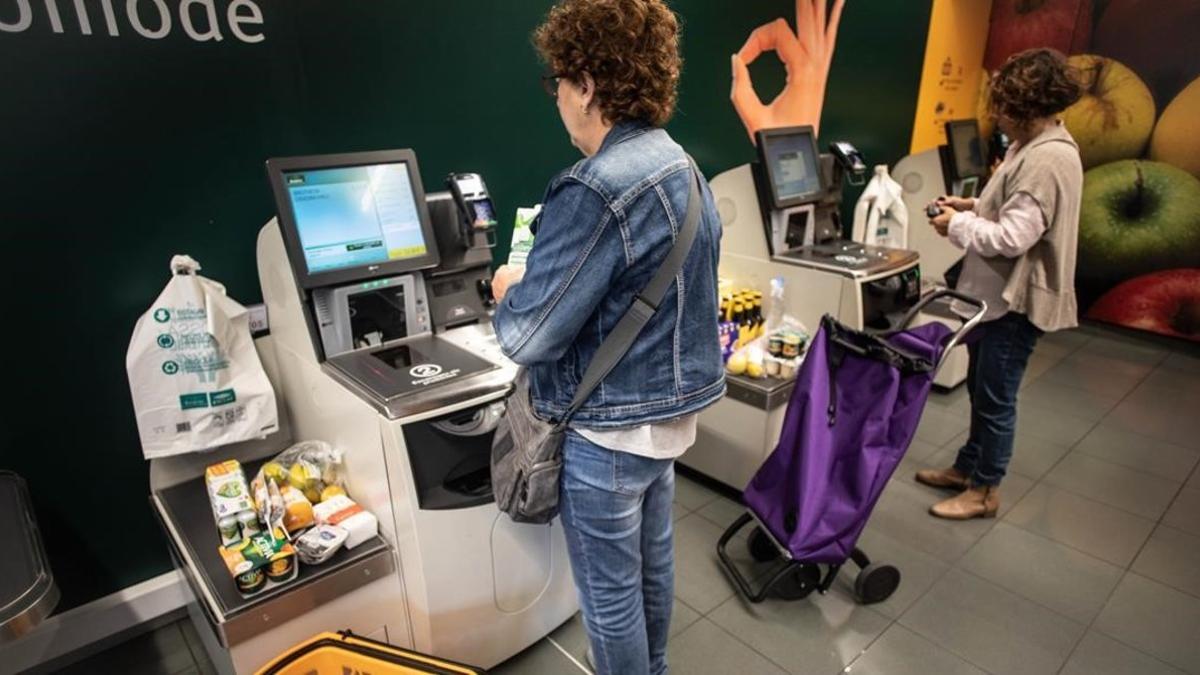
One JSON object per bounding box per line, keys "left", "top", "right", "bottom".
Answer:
{"left": 489, "top": 1, "right": 723, "bottom": 672}
{"left": 920, "top": 48, "right": 1084, "bottom": 519}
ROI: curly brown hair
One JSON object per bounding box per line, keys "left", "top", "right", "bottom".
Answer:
{"left": 533, "top": 0, "right": 682, "bottom": 127}
{"left": 989, "top": 48, "right": 1083, "bottom": 125}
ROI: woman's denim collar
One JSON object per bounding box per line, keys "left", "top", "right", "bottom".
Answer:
{"left": 599, "top": 119, "right": 653, "bottom": 154}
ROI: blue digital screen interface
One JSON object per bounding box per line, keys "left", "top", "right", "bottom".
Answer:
{"left": 765, "top": 132, "right": 821, "bottom": 202}
{"left": 284, "top": 163, "right": 428, "bottom": 275}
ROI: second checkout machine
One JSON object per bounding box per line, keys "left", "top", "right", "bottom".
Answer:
{"left": 152, "top": 150, "right": 577, "bottom": 673}
{"left": 893, "top": 118, "right": 995, "bottom": 389}
{"left": 680, "top": 126, "right": 923, "bottom": 490}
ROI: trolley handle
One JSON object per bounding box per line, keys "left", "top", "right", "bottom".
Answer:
{"left": 897, "top": 289, "right": 987, "bottom": 375}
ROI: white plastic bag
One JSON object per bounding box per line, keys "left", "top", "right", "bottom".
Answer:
{"left": 126, "top": 255, "right": 279, "bottom": 459}
{"left": 852, "top": 165, "right": 908, "bottom": 249}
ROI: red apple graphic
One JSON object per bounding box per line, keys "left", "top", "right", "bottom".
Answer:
{"left": 1094, "top": 0, "right": 1200, "bottom": 107}
{"left": 983, "top": 0, "right": 1093, "bottom": 71}
{"left": 1087, "top": 269, "right": 1200, "bottom": 342}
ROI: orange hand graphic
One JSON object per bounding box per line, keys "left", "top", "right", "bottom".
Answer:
{"left": 731, "top": 0, "right": 846, "bottom": 143}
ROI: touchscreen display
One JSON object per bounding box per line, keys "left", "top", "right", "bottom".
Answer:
{"left": 765, "top": 133, "right": 822, "bottom": 202}
{"left": 949, "top": 121, "right": 985, "bottom": 178}
{"left": 284, "top": 163, "right": 429, "bottom": 274}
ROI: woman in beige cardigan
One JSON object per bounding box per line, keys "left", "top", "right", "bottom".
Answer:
{"left": 919, "top": 48, "right": 1084, "bottom": 519}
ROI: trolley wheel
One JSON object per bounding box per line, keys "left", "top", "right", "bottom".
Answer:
{"left": 747, "top": 526, "right": 781, "bottom": 563}
{"left": 854, "top": 563, "right": 900, "bottom": 605}
{"left": 770, "top": 564, "right": 822, "bottom": 600}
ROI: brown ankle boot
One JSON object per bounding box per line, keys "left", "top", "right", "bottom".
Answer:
{"left": 930, "top": 485, "right": 999, "bottom": 520}
{"left": 915, "top": 466, "right": 969, "bottom": 491}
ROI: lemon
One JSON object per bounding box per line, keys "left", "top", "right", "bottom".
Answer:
{"left": 287, "top": 464, "right": 308, "bottom": 490}
{"left": 262, "top": 462, "right": 288, "bottom": 486}
{"left": 320, "top": 485, "right": 346, "bottom": 502}
{"left": 726, "top": 353, "right": 747, "bottom": 375}
{"left": 746, "top": 362, "right": 764, "bottom": 379}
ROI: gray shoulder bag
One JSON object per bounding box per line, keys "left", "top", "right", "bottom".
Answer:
{"left": 491, "top": 161, "right": 704, "bottom": 524}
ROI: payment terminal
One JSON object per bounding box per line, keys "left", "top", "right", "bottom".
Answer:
{"left": 447, "top": 172, "right": 498, "bottom": 250}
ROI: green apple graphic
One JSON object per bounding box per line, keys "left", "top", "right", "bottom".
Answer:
{"left": 1078, "top": 160, "right": 1200, "bottom": 288}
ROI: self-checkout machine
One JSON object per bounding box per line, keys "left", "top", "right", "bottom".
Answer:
{"left": 893, "top": 119, "right": 990, "bottom": 389}
{"left": 680, "top": 126, "right": 922, "bottom": 490}
{"left": 258, "top": 150, "right": 577, "bottom": 670}
{"left": 150, "top": 151, "right": 575, "bottom": 673}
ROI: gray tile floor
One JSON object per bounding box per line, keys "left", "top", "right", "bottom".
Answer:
{"left": 57, "top": 327, "right": 1200, "bottom": 674}
{"left": 494, "top": 327, "right": 1200, "bottom": 675}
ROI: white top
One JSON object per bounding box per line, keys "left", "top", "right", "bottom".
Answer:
{"left": 948, "top": 192, "right": 1046, "bottom": 322}
{"left": 577, "top": 414, "right": 699, "bottom": 460}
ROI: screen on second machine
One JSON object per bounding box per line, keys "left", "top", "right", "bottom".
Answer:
{"left": 950, "top": 123, "right": 985, "bottom": 178}
{"left": 284, "top": 163, "right": 428, "bottom": 275}
{"left": 766, "top": 134, "right": 821, "bottom": 202}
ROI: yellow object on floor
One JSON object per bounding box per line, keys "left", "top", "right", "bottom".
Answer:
{"left": 255, "top": 632, "right": 484, "bottom": 674}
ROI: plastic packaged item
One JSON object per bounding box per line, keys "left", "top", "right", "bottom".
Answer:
{"left": 251, "top": 441, "right": 349, "bottom": 539}
{"left": 218, "top": 527, "right": 299, "bottom": 597}
{"left": 206, "top": 460, "right": 254, "bottom": 540}
{"left": 126, "top": 255, "right": 279, "bottom": 459}
{"left": 279, "top": 485, "right": 315, "bottom": 534}
{"left": 313, "top": 495, "right": 378, "bottom": 549}
{"left": 265, "top": 555, "right": 295, "bottom": 583}
{"left": 238, "top": 510, "right": 263, "bottom": 538}
{"left": 236, "top": 568, "right": 266, "bottom": 595}
{"left": 217, "top": 515, "right": 241, "bottom": 547}
{"left": 295, "top": 524, "right": 349, "bottom": 565}
{"left": 765, "top": 356, "right": 782, "bottom": 378}
{"left": 508, "top": 205, "right": 541, "bottom": 266}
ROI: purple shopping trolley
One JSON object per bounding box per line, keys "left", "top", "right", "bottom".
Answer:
{"left": 717, "top": 290, "right": 985, "bottom": 605}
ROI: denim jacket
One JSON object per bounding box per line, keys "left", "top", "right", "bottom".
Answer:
{"left": 493, "top": 120, "right": 725, "bottom": 428}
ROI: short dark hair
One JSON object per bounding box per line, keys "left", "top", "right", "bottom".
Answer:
{"left": 533, "top": 0, "right": 682, "bottom": 126}
{"left": 990, "top": 48, "right": 1083, "bottom": 123}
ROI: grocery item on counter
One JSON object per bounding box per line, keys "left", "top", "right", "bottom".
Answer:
{"left": 236, "top": 568, "right": 266, "bottom": 595}
{"left": 265, "top": 555, "right": 295, "bottom": 583}
{"left": 313, "top": 495, "right": 378, "bottom": 549}
{"left": 205, "top": 460, "right": 255, "bottom": 544}
{"left": 217, "top": 515, "right": 241, "bottom": 547}
{"left": 279, "top": 484, "right": 316, "bottom": 534}
{"left": 250, "top": 440, "right": 350, "bottom": 539}
{"left": 295, "top": 524, "right": 350, "bottom": 565}
{"left": 206, "top": 460, "right": 254, "bottom": 520}
{"left": 218, "top": 527, "right": 299, "bottom": 597}
{"left": 238, "top": 510, "right": 263, "bottom": 538}
{"left": 781, "top": 333, "right": 802, "bottom": 359}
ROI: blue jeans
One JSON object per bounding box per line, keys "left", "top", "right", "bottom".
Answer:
{"left": 954, "top": 312, "right": 1043, "bottom": 487}
{"left": 558, "top": 432, "right": 675, "bottom": 675}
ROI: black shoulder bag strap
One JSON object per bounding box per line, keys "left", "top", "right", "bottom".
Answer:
{"left": 553, "top": 159, "right": 704, "bottom": 428}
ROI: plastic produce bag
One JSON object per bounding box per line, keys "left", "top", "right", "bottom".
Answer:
{"left": 126, "top": 255, "right": 279, "bottom": 459}
{"left": 251, "top": 440, "right": 347, "bottom": 539}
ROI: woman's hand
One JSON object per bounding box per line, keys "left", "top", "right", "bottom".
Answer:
{"left": 731, "top": 0, "right": 846, "bottom": 142}
{"left": 937, "top": 196, "right": 975, "bottom": 212}
{"left": 930, "top": 206, "right": 958, "bottom": 237}
{"left": 491, "top": 264, "right": 526, "bottom": 302}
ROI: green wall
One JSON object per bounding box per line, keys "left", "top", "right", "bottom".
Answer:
{"left": 0, "top": 0, "right": 931, "bottom": 610}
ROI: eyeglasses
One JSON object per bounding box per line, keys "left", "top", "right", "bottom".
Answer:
{"left": 541, "top": 73, "right": 566, "bottom": 99}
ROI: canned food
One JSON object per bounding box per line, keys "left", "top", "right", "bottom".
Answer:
{"left": 235, "top": 568, "right": 266, "bottom": 595}
{"left": 266, "top": 555, "right": 294, "bottom": 583}
{"left": 237, "top": 510, "right": 262, "bottom": 538}
{"left": 782, "top": 334, "right": 802, "bottom": 359}
{"left": 217, "top": 516, "right": 241, "bottom": 547}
